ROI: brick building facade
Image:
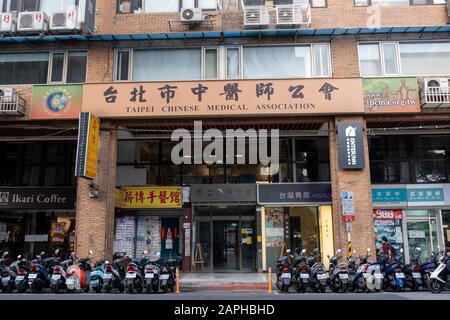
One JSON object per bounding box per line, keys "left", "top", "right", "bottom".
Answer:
{"left": 0, "top": 0, "right": 450, "bottom": 271}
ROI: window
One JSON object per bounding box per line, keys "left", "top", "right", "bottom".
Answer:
{"left": 132, "top": 48, "right": 201, "bottom": 81}
{"left": 198, "top": 0, "right": 217, "bottom": 9}
{"left": 144, "top": 0, "right": 178, "bottom": 12}
{"left": 117, "top": 0, "right": 143, "bottom": 13}
{"left": 40, "top": 0, "right": 76, "bottom": 12}
{"left": 226, "top": 47, "right": 241, "bottom": 79}
{"left": 354, "top": 0, "right": 369, "bottom": 5}
{"left": 0, "top": 52, "right": 49, "bottom": 85}
{"left": 358, "top": 44, "right": 382, "bottom": 76}
{"left": 117, "top": 0, "right": 182, "bottom": 13}
{"left": 115, "top": 50, "right": 131, "bottom": 82}
{"left": 204, "top": 48, "right": 218, "bottom": 80}
{"left": 354, "top": 0, "right": 444, "bottom": 5}
{"left": 312, "top": 44, "right": 331, "bottom": 77}
{"left": 310, "top": 0, "right": 327, "bottom": 7}
{"left": 382, "top": 43, "right": 399, "bottom": 75}
{"left": 0, "top": 50, "right": 86, "bottom": 85}
{"left": 371, "top": 0, "right": 410, "bottom": 5}
{"left": 1, "top": 0, "right": 40, "bottom": 12}
{"left": 399, "top": 42, "right": 450, "bottom": 76}
{"left": 243, "top": 46, "right": 330, "bottom": 79}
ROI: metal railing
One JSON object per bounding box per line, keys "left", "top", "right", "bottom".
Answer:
{"left": 0, "top": 94, "right": 26, "bottom": 115}
{"left": 244, "top": 5, "right": 270, "bottom": 26}
{"left": 423, "top": 85, "right": 450, "bottom": 105}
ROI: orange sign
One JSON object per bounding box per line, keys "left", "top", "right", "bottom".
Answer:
{"left": 82, "top": 78, "right": 364, "bottom": 118}
{"left": 120, "top": 187, "right": 182, "bottom": 208}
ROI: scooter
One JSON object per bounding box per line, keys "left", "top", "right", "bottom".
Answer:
{"left": 328, "top": 249, "right": 350, "bottom": 293}
{"left": 349, "top": 248, "right": 383, "bottom": 293}
{"left": 143, "top": 252, "right": 161, "bottom": 294}
{"left": 50, "top": 252, "right": 74, "bottom": 293}
{"left": 275, "top": 249, "right": 292, "bottom": 293}
{"left": 14, "top": 256, "right": 31, "bottom": 293}
{"left": 420, "top": 249, "right": 442, "bottom": 291}
{"left": 382, "top": 248, "right": 406, "bottom": 292}
{"left": 28, "top": 252, "right": 52, "bottom": 293}
{"left": 125, "top": 258, "right": 144, "bottom": 294}
{"left": 1, "top": 254, "right": 18, "bottom": 293}
{"left": 291, "top": 248, "right": 311, "bottom": 293}
{"left": 309, "top": 249, "right": 328, "bottom": 293}
{"left": 159, "top": 256, "right": 177, "bottom": 294}
{"left": 103, "top": 259, "right": 125, "bottom": 293}
{"left": 66, "top": 251, "right": 93, "bottom": 293}
{"left": 90, "top": 261, "right": 105, "bottom": 293}
{"left": 428, "top": 251, "right": 450, "bottom": 293}
{"left": 403, "top": 247, "right": 423, "bottom": 291}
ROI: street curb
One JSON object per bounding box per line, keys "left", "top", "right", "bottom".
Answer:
{"left": 179, "top": 283, "right": 271, "bottom": 292}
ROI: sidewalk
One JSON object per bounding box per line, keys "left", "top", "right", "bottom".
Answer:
{"left": 179, "top": 272, "right": 274, "bottom": 292}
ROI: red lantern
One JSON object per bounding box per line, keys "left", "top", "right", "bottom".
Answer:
{"left": 160, "top": 226, "right": 166, "bottom": 240}
{"left": 173, "top": 226, "right": 178, "bottom": 240}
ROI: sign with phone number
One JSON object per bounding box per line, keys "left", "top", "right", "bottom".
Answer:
{"left": 373, "top": 209, "right": 403, "bottom": 220}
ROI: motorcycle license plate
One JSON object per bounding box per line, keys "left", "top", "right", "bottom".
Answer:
{"left": 339, "top": 274, "right": 349, "bottom": 279}
{"left": 375, "top": 274, "right": 383, "bottom": 279}
{"left": 363, "top": 273, "right": 371, "bottom": 278}
{"left": 160, "top": 274, "right": 170, "bottom": 280}
{"left": 2, "top": 277, "right": 10, "bottom": 283}
{"left": 52, "top": 274, "right": 61, "bottom": 280}
{"left": 413, "top": 273, "right": 421, "bottom": 279}
{"left": 15, "top": 276, "right": 24, "bottom": 281}
{"left": 395, "top": 272, "right": 405, "bottom": 279}
{"left": 103, "top": 273, "right": 112, "bottom": 279}
{"left": 145, "top": 273, "right": 154, "bottom": 279}
{"left": 28, "top": 273, "right": 37, "bottom": 279}
{"left": 66, "top": 278, "right": 75, "bottom": 285}
{"left": 91, "top": 279, "right": 99, "bottom": 285}
{"left": 300, "top": 274, "right": 310, "bottom": 279}
{"left": 281, "top": 273, "right": 291, "bottom": 279}
{"left": 126, "top": 273, "right": 136, "bottom": 279}
{"left": 317, "top": 274, "right": 327, "bottom": 280}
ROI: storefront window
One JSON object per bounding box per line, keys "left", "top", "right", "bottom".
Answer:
{"left": 288, "top": 207, "right": 320, "bottom": 254}
{"left": 443, "top": 210, "right": 450, "bottom": 250}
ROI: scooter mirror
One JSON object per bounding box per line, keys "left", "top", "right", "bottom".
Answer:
{"left": 89, "top": 250, "right": 93, "bottom": 255}
{"left": 286, "top": 249, "right": 291, "bottom": 253}
{"left": 416, "top": 247, "right": 421, "bottom": 251}
{"left": 17, "top": 255, "right": 21, "bottom": 259}
{"left": 55, "top": 249, "right": 60, "bottom": 255}
{"left": 400, "top": 248, "right": 404, "bottom": 253}
{"left": 302, "top": 249, "right": 306, "bottom": 253}
{"left": 367, "top": 248, "right": 371, "bottom": 252}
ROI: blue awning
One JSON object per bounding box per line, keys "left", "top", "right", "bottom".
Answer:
{"left": 1, "top": 26, "right": 450, "bottom": 43}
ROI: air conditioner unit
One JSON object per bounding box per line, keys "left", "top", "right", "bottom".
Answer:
{"left": 50, "top": 6, "right": 79, "bottom": 31}
{"left": 0, "top": 12, "right": 17, "bottom": 33}
{"left": 180, "top": 8, "right": 203, "bottom": 23}
{"left": 243, "top": 6, "right": 270, "bottom": 28}
{"left": 0, "top": 87, "right": 14, "bottom": 97}
{"left": 17, "top": 11, "right": 48, "bottom": 33}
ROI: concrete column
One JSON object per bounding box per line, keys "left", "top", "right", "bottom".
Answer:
{"left": 329, "top": 117, "right": 376, "bottom": 257}
{"left": 75, "top": 124, "right": 117, "bottom": 261}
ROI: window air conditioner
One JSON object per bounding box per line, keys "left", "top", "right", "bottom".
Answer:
{"left": 17, "top": 11, "right": 48, "bottom": 33}
{"left": 180, "top": 8, "right": 203, "bottom": 23}
{"left": 423, "top": 78, "right": 450, "bottom": 105}
{"left": 0, "top": 12, "right": 17, "bottom": 33}
{"left": 50, "top": 6, "right": 79, "bottom": 31}
{"left": 0, "top": 87, "right": 15, "bottom": 103}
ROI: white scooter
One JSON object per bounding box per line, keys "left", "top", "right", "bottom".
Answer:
{"left": 428, "top": 252, "right": 450, "bottom": 293}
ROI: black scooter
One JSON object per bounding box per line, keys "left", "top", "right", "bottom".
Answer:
{"left": 275, "top": 249, "right": 292, "bottom": 293}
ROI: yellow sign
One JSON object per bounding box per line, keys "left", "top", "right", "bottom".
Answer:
{"left": 120, "top": 187, "right": 182, "bottom": 208}
{"left": 85, "top": 113, "right": 100, "bottom": 179}
{"left": 115, "top": 188, "right": 123, "bottom": 208}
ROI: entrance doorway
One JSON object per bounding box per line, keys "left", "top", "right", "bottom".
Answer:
{"left": 193, "top": 205, "right": 257, "bottom": 272}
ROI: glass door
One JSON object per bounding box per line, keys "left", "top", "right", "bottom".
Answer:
{"left": 213, "top": 221, "right": 239, "bottom": 271}
{"left": 406, "top": 219, "right": 437, "bottom": 261}
{"left": 240, "top": 220, "right": 256, "bottom": 270}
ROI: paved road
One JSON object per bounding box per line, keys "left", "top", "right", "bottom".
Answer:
{"left": 0, "top": 291, "right": 448, "bottom": 300}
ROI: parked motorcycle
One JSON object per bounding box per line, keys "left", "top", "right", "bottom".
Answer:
{"left": 66, "top": 251, "right": 93, "bottom": 293}
{"left": 328, "top": 249, "right": 350, "bottom": 293}
{"left": 291, "top": 248, "right": 310, "bottom": 293}
{"left": 28, "top": 251, "right": 58, "bottom": 293}
{"left": 1, "top": 253, "right": 19, "bottom": 293}
{"left": 349, "top": 248, "right": 383, "bottom": 293}
{"left": 125, "top": 258, "right": 144, "bottom": 294}
{"left": 404, "top": 247, "right": 423, "bottom": 291}
{"left": 309, "top": 249, "right": 328, "bottom": 293}
{"left": 90, "top": 261, "right": 106, "bottom": 293}
{"left": 159, "top": 256, "right": 177, "bottom": 293}
{"left": 102, "top": 258, "right": 125, "bottom": 293}
{"left": 143, "top": 252, "right": 161, "bottom": 294}
{"left": 275, "top": 249, "right": 292, "bottom": 293}
{"left": 428, "top": 250, "right": 450, "bottom": 293}
{"left": 50, "top": 252, "right": 74, "bottom": 293}
{"left": 381, "top": 248, "right": 406, "bottom": 292}
{"left": 14, "top": 256, "right": 31, "bottom": 293}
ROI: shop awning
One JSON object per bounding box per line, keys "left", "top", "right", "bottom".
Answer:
{"left": 1, "top": 26, "right": 450, "bottom": 43}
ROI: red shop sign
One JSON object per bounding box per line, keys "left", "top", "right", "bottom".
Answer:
{"left": 373, "top": 209, "right": 403, "bottom": 220}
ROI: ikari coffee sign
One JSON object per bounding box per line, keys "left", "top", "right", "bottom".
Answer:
{"left": 30, "top": 84, "right": 83, "bottom": 119}
{"left": 363, "top": 77, "right": 420, "bottom": 113}
{"left": 337, "top": 122, "right": 365, "bottom": 169}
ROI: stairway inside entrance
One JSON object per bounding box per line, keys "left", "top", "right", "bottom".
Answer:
{"left": 180, "top": 273, "right": 273, "bottom": 291}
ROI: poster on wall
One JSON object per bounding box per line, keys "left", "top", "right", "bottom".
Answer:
{"left": 114, "top": 216, "right": 136, "bottom": 257}
{"left": 265, "top": 208, "right": 285, "bottom": 247}
{"left": 50, "top": 222, "right": 66, "bottom": 243}
{"left": 136, "top": 216, "right": 160, "bottom": 257}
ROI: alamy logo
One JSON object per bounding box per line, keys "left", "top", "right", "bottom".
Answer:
{"left": 171, "top": 121, "right": 280, "bottom": 174}
{"left": 0, "top": 192, "right": 9, "bottom": 203}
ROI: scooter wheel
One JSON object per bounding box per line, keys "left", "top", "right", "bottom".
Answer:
{"left": 94, "top": 286, "right": 101, "bottom": 293}
{"left": 66, "top": 288, "right": 75, "bottom": 294}
{"left": 83, "top": 286, "right": 90, "bottom": 293}
{"left": 152, "top": 286, "right": 159, "bottom": 293}
{"left": 429, "top": 279, "right": 443, "bottom": 294}
{"left": 5, "top": 282, "right": 14, "bottom": 293}
{"left": 163, "top": 286, "right": 169, "bottom": 294}
{"left": 128, "top": 284, "right": 134, "bottom": 294}
{"left": 31, "top": 282, "right": 41, "bottom": 293}
{"left": 104, "top": 286, "right": 112, "bottom": 294}
{"left": 18, "top": 282, "right": 27, "bottom": 293}
{"left": 119, "top": 285, "right": 125, "bottom": 293}
{"left": 51, "top": 284, "right": 59, "bottom": 294}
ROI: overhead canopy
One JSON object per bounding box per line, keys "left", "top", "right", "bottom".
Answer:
{"left": 1, "top": 26, "right": 450, "bottom": 43}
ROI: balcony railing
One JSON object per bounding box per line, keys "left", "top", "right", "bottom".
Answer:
{"left": 422, "top": 85, "right": 450, "bottom": 107}
{"left": 0, "top": 93, "right": 26, "bottom": 116}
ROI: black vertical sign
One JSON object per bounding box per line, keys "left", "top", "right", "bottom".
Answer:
{"left": 337, "top": 121, "right": 365, "bottom": 169}
{"left": 75, "top": 112, "right": 90, "bottom": 177}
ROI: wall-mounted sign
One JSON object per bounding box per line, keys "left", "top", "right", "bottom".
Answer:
{"left": 119, "top": 187, "right": 182, "bottom": 209}
{"left": 191, "top": 184, "right": 256, "bottom": 202}
{"left": 363, "top": 77, "right": 420, "bottom": 113}
{"left": 337, "top": 121, "right": 365, "bottom": 169}
{"left": 82, "top": 78, "right": 364, "bottom": 118}
{"left": 341, "top": 191, "right": 355, "bottom": 221}
{"left": 372, "top": 185, "right": 446, "bottom": 207}
{"left": 75, "top": 112, "right": 100, "bottom": 179}
{"left": 373, "top": 209, "right": 403, "bottom": 220}
{"left": 257, "top": 183, "right": 331, "bottom": 205}
{"left": 30, "top": 84, "right": 83, "bottom": 119}
{"left": 0, "top": 188, "right": 76, "bottom": 210}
